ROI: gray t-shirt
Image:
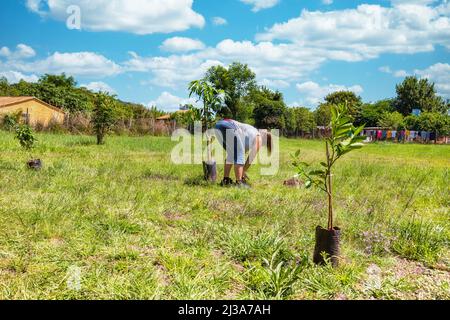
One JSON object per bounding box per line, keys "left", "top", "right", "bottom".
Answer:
{"left": 230, "top": 120, "right": 260, "bottom": 151}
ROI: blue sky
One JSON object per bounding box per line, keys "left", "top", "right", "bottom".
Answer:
{"left": 0, "top": 0, "right": 449, "bottom": 111}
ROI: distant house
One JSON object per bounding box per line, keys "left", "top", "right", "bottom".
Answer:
{"left": 0, "top": 96, "right": 65, "bottom": 127}
{"left": 156, "top": 110, "right": 189, "bottom": 122}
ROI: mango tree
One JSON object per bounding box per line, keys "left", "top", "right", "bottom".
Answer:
{"left": 15, "top": 124, "right": 41, "bottom": 170}
{"left": 188, "top": 79, "right": 224, "bottom": 181}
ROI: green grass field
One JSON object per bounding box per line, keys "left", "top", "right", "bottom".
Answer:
{"left": 0, "top": 132, "right": 449, "bottom": 300}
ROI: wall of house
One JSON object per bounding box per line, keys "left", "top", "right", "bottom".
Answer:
{"left": 0, "top": 100, "right": 65, "bottom": 126}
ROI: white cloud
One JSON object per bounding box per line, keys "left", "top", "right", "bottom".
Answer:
{"left": 125, "top": 52, "right": 223, "bottom": 88}
{"left": 256, "top": 3, "right": 450, "bottom": 59}
{"left": 148, "top": 91, "right": 197, "bottom": 111}
{"left": 415, "top": 63, "right": 450, "bottom": 98}
{"left": 296, "top": 81, "right": 363, "bottom": 106}
{"left": 0, "top": 44, "right": 36, "bottom": 60}
{"left": 8, "top": 52, "right": 122, "bottom": 77}
{"left": 322, "top": 0, "right": 333, "bottom": 5}
{"left": 0, "top": 71, "right": 39, "bottom": 83}
{"left": 240, "top": 0, "right": 280, "bottom": 12}
{"left": 390, "top": 0, "right": 437, "bottom": 6}
{"left": 26, "top": 0, "right": 205, "bottom": 35}
{"left": 393, "top": 70, "right": 409, "bottom": 78}
{"left": 212, "top": 17, "right": 228, "bottom": 26}
{"left": 379, "top": 66, "right": 393, "bottom": 74}
{"left": 81, "top": 81, "right": 115, "bottom": 94}
{"left": 0, "top": 47, "right": 11, "bottom": 57}
{"left": 160, "top": 37, "right": 205, "bottom": 53}
{"left": 379, "top": 65, "right": 410, "bottom": 77}
{"left": 124, "top": 39, "right": 326, "bottom": 88}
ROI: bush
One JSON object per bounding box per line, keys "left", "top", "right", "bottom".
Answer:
{"left": 15, "top": 124, "right": 36, "bottom": 151}
{"left": 92, "top": 93, "right": 117, "bottom": 144}
{"left": 1, "top": 111, "right": 22, "bottom": 131}
{"left": 378, "top": 111, "right": 404, "bottom": 130}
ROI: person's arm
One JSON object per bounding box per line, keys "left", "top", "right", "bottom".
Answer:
{"left": 244, "top": 136, "right": 261, "bottom": 173}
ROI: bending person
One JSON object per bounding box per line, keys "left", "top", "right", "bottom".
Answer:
{"left": 215, "top": 119, "right": 272, "bottom": 188}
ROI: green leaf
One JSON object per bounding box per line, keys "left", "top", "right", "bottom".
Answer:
{"left": 309, "top": 170, "right": 326, "bottom": 176}
{"left": 353, "top": 124, "right": 365, "bottom": 137}
{"left": 349, "top": 143, "right": 364, "bottom": 148}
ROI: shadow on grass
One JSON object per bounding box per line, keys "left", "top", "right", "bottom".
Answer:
{"left": 65, "top": 138, "right": 96, "bottom": 147}
{"left": 143, "top": 171, "right": 180, "bottom": 181}
{"left": 0, "top": 160, "right": 18, "bottom": 171}
{"left": 184, "top": 175, "right": 212, "bottom": 187}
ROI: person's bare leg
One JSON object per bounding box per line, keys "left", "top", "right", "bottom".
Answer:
{"left": 234, "top": 164, "right": 244, "bottom": 181}
{"left": 224, "top": 163, "right": 233, "bottom": 178}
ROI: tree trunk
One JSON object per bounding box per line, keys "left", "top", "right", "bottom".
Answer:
{"left": 327, "top": 173, "right": 333, "bottom": 230}
{"left": 97, "top": 133, "right": 103, "bottom": 145}
{"left": 325, "top": 140, "right": 333, "bottom": 230}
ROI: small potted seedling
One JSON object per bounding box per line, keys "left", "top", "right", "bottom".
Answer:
{"left": 293, "top": 104, "right": 365, "bottom": 267}
{"left": 189, "top": 79, "right": 225, "bottom": 182}
{"left": 15, "top": 124, "right": 41, "bottom": 170}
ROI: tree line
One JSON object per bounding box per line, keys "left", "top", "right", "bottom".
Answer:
{"left": 0, "top": 74, "right": 166, "bottom": 135}
{"left": 176, "top": 62, "right": 449, "bottom": 137}
{"left": 1, "top": 62, "right": 449, "bottom": 138}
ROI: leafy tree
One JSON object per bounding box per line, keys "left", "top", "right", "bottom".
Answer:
{"left": 356, "top": 99, "right": 395, "bottom": 127}
{"left": 0, "top": 77, "right": 9, "bottom": 96}
{"left": 378, "top": 111, "right": 404, "bottom": 129}
{"left": 416, "top": 112, "right": 450, "bottom": 136}
{"left": 284, "top": 108, "right": 297, "bottom": 136}
{"left": 188, "top": 79, "right": 224, "bottom": 131}
{"left": 294, "top": 107, "right": 316, "bottom": 135}
{"left": 324, "top": 91, "right": 362, "bottom": 116}
{"left": 314, "top": 103, "right": 332, "bottom": 127}
{"left": 189, "top": 79, "right": 225, "bottom": 173}
{"left": 92, "top": 93, "right": 117, "bottom": 145}
{"left": 205, "top": 62, "right": 256, "bottom": 121}
{"left": 404, "top": 115, "right": 419, "bottom": 131}
{"left": 394, "top": 76, "right": 446, "bottom": 115}
{"left": 252, "top": 87, "right": 286, "bottom": 129}
{"left": 293, "top": 104, "right": 365, "bottom": 266}
{"left": 15, "top": 124, "right": 37, "bottom": 153}
{"left": 294, "top": 105, "right": 364, "bottom": 234}
{"left": 39, "top": 73, "right": 77, "bottom": 88}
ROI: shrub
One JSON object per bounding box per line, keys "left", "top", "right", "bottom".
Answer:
{"left": 1, "top": 111, "right": 22, "bottom": 131}
{"left": 92, "top": 92, "right": 117, "bottom": 144}
{"left": 15, "top": 124, "right": 37, "bottom": 152}
{"left": 378, "top": 111, "right": 404, "bottom": 130}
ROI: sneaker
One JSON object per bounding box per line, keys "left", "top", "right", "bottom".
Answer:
{"left": 235, "top": 180, "right": 251, "bottom": 189}
{"left": 220, "top": 177, "right": 234, "bottom": 187}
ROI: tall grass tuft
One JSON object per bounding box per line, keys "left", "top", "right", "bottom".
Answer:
{"left": 391, "top": 219, "right": 447, "bottom": 265}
